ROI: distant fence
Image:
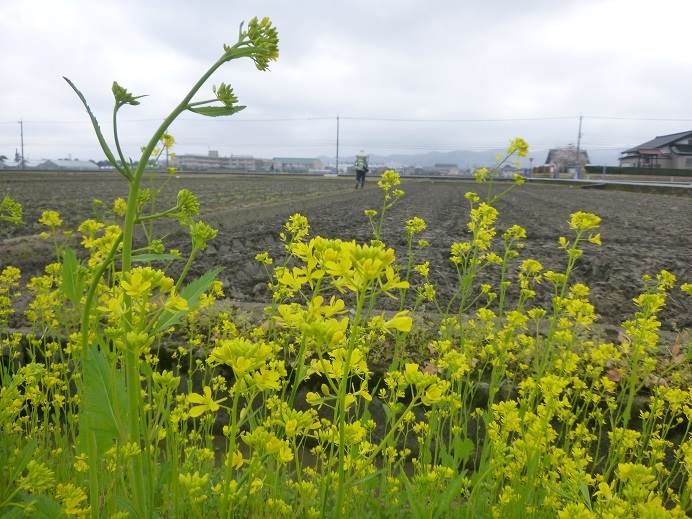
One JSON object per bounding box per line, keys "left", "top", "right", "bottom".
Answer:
{"left": 585, "top": 165, "right": 692, "bottom": 179}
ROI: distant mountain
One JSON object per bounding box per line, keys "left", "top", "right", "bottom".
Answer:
{"left": 320, "top": 148, "right": 623, "bottom": 168}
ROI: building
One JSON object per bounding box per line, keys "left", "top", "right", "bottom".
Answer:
{"left": 545, "top": 145, "right": 590, "bottom": 173}
{"left": 254, "top": 158, "right": 273, "bottom": 172}
{"left": 619, "top": 130, "right": 692, "bottom": 169}
{"left": 50, "top": 159, "right": 100, "bottom": 170}
{"left": 226, "top": 155, "right": 255, "bottom": 171}
{"left": 272, "top": 157, "right": 323, "bottom": 173}
{"left": 498, "top": 164, "right": 522, "bottom": 178}
{"left": 172, "top": 151, "right": 224, "bottom": 170}
{"left": 433, "top": 163, "right": 460, "bottom": 175}
{"left": 0, "top": 158, "right": 99, "bottom": 170}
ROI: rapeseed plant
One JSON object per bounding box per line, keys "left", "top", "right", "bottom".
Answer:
{"left": 1, "top": 21, "right": 690, "bottom": 519}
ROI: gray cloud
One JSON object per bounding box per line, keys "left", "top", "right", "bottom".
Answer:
{"left": 2, "top": 0, "right": 692, "bottom": 164}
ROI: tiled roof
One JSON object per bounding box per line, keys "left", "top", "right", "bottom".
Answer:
{"left": 624, "top": 130, "right": 692, "bottom": 153}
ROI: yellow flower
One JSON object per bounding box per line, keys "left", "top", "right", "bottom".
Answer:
{"left": 421, "top": 381, "right": 449, "bottom": 406}
{"left": 588, "top": 233, "right": 601, "bottom": 246}
{"left": 187, "top": 386, "right": 226, "bottom": 417}
{"left": 405, "top": 216, "right": 427, "bottom": 235}
{"left": 378, "top": 169, "right": 401, "bottom": 190}
{"left": 384, "top": 311, "right": 413, "bottom": 333}
{"left": 113, "top": 197, "right": 127, "bottom": 216}
{"left": 474, "top": 167, "right": 490, "bottom": 184}
{"left": 18, "top": 460, "right": 55, "bottom": 493}
{"left": 569, "top": 211, "right": 601, "bottom": 232}
{"left": 161, "top": 132, "right": 175, "bottom": 149}
{"left": 0, "top": 195, "right": 23, "bottom": 224}
{"left": 284, "top": 213, "right": 310, "bottom": 240}
{"left": 38, "top": 210, "right": 62, "bottom": 228}
{"left": 255, "top": 251, "right": 273, "bottom": 265}
{"left": 165, "top": 292, "right": 189, "bottom": 312}
{"left": 464, "top": 191, "right": 481, "bottom": 203}
{"left": 55, "top": 483, "right": 88, "bottom": 516}
{"left": 228, "top": 449, "right": 244, "bottom": 469}
{"left": 121, "top": 270, "right": 152, "bottom": 297}
{"left": 507, "top": 137, "right": 529, "bottom": 157}
{"left": 414, "top": 262, "right": 430, "bottom": 278}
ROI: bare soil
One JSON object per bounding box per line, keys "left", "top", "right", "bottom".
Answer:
{"left": 2, "top": 171, "right": 690, "bottom": 330}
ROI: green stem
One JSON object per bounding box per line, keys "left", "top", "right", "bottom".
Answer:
{"left": 113, "top": 104, "right": 132, "bottom": 179}
{"left": 334, "top": 291, "right": 366, "bottom": 517}
{"left": 135, "top": 206, "right": 178, "bottom": 223}
{"left": 78, "top": 232, "right": 122, "bottom": 519}
{"left": 175, "top": 249, "right": 199, "bottom": 292}
{"left": 118, "top": 53, "right": 230, "bottom": 519}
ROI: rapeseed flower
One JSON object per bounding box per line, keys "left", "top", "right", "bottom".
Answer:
{"left": 187, "top": 386, "right": 226, "bottom": 417}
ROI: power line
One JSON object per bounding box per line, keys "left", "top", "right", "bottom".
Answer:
{"left": 584, "top": 115, "right": 692, "bottom": 122}
{"left": 0, "top": 116, "right": 335, "bottom": 125}
{"left": 340, "top": 115, "right": 578, "bottom": 122}
{"left": 4, "top": 114, "right": 692, "bottom": 125}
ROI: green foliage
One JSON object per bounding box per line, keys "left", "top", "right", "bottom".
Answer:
{"left": 2, "top": 17, "right": 691, "bottom": 519}
{"left": 112, "top": 81, "right": 145, "bottom": 107}
{"left": 0, "top": 195, "right": 23, "bottom": 224}
{"left": 155, "top": 267, "right": 223, "bottom": 332}
{"left": 80, "top": 348, "right": 128, "bottom": 453}
{"left": 187, "top": 104, "right": 246, "bottom": 117}
{"left": 61, "top": 248, "right": 83, "bottom": 307}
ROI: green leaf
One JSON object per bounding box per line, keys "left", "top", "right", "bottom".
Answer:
{"left": 155, "top": 267, "right": 222, "bottom": 332}
{"left": 400, "top": 472, "right": 427, "bottom": 517}
{"left": 1, "top": 494, "right": 66, "bottom": 519}
{"left": 112, "top": 81, "right": 146, "bottom": 106}
{"left": 61, "top": 248, "right": 82, "bottom": 306}
{"left": 188, "top": 105, "right": 246, "bottom": 117}
{"left": 579, "top": 481, "right": 593, "bottom": 510}
{"left": 131, "top": 253, "right": 183, "bottom": 264}
{"left": 434, "top": 474, "right": 467, "bottom": 518}
{"left": 7, "top": 440, "right": 37, "bottom": 488}
{"left": 80, "top": 348, "right": 128, "bottom": 455}
{"left": 453, "top": 436, "right": 474, "bottom": 464}
{"left": 63, "top": 77, "right": 128, "bottom": 178}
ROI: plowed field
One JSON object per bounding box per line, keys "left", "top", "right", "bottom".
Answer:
{"left": 2, "top": 171, "right": 690, "bottom": 329}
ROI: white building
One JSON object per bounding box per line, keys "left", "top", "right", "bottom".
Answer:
{"left": 272, "top": 157, "right": 323, "bottom": 172}
{"left": 171, "top": 151, "right": 224, "bottom": 170}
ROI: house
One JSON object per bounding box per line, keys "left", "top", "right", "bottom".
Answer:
{"left": 545, "top": 145, "right": 590, "bottom": 173}
{"left": 433, "top": 163, "right": 460, "bottom": 175}
{"left": 619, "top": 130, "right": 692, "bottom": 169}
{"left": 498, "top": 164, "right": 522, "bottom": 178}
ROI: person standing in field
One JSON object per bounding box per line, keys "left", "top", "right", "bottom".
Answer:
{"left": 354, "top": 150, "right": 369, "bottom": 189}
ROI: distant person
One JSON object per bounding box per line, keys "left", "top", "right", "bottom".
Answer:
{"left": 354, "top": 150, "right": 369, "bottom": 189}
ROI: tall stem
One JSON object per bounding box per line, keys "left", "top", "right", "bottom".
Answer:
{"left": 118, "top": 54, "right": 229, "bottom": 519}
{"left": 334, "top": 290, "right": 366, "bottom": 517}
{"left": 78, "top": 233, "right": 122, "bottom": 519}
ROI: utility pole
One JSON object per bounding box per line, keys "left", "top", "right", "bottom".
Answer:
{"left": 529, "top": 157, "right": 534, "bottom": 178}
{"left": 575, "top": 115, "right": 583, "bottom": 179}
{"left": 19, "top": 119, "right": 25, "bottom": 170}
{"left": 335, "top": 115, "right": 340, "bottom": 175}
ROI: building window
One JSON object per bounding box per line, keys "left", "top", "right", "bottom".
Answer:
{"left": 685, "top": 158, "right": 692, "bottom": 168}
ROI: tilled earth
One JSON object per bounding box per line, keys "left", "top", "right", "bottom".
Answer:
{"left": 2, "top": 171, "right": 690, "bottom": 330}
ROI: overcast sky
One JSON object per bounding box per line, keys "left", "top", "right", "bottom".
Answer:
{"left": 2, "top": 0, "right": 692, "bottom": 164}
